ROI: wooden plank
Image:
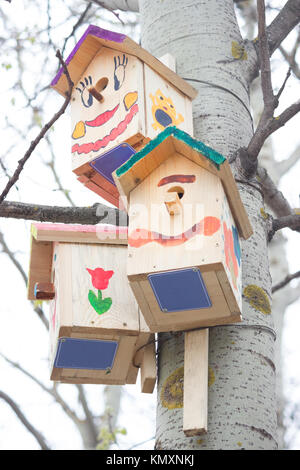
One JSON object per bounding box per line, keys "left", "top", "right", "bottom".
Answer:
{"left": 84, "top": 180, "right": 120, "bottom": 208}
{"left": 183, "top": 328, "right": 209, "bottom": 436}
{"left": 219, "top": 161, "right": 253, "bottom": 240}
{"left": 27, "top": 236, "right": 53, "bottom": 300}
{"left": 34, "top": 282, "right": 55, "bottom": 300}
{"left": 140, "top": 336, "right": 156, "bottom": 393}
{"left": 31, "top": 222, "right": 128, "bottom": 245}
{"left": 135, "top": 270, "right": 240, "bottom": 332}
{"left": 51, "top": 334, "right": 137, "bottom": 385}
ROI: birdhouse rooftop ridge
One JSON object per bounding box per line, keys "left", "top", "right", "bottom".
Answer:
{"left": 51, "top": 25, "right": 127, "bottom": 88}
{"left": 51, "top": 24, "right": 197, "bottom": 99}
{"left": 115, "top": 126, "right": 226, "bottom": 178}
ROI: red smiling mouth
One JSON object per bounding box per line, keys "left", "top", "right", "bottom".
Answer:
{"left": 85, "top": 104, "right": 120, "bottom": 128}
{"left": 72, "top": 103, "right": 139, "bottom": 155}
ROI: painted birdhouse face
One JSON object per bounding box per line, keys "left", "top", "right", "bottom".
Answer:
{"left": 70, "top": 48, "right": 143, "bottom": 181}
{"left": 114, "top": 127, "right": 253, "bottom": 333}
{"left": 51, "top": 25, "right": 196, "bottom": 208}
{"left": 27, "top": 223, "right": 155, "bottom": 389}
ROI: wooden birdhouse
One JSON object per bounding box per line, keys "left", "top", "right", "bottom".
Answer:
{"left": 51, "top": 25, "right": 197, "bottom": 208}
{"left": 113, "top": 126, "right": 253, "bottom": 333}
{"left": 27, "top": 223, "right": 156, "bottom": 391}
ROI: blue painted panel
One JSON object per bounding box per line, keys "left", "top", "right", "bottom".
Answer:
{"left": 54, "top": 338, "right": 118, "bottom": 370}
{"left": 89, "top": 143, "right": 136, "bottom": 185}
{"left": 148, "top": 268, "right": 211, "bottom": 313}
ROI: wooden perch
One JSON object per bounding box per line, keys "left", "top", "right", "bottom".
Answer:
{"left": 183, "top": 329, "right": 209, "bottom": 436}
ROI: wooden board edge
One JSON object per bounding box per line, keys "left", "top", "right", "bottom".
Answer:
{"left": 183, "top": 328, "right": 208, "bottom": 436}
{"left": 31, "top": 222, "right": 128, "bottom": 245}
{"left": 219, "top": 161, "right": 253, "bottom": 240}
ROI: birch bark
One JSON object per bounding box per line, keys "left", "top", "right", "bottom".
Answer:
{"left": 139, "top": 0, "right": 277, "bottom": 450}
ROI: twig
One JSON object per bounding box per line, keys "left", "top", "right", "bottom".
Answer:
{"left": 0, "top": 352, "right": 82, "bottom": 425}
{"left": 0, "top": 50, "right": 73, "bottom": 205}
{"left": 61, "top": 2, "right": 93, "bottom": 57}
{"left": 89, "top": 0, "right": 125, "bottom": 24}
{"left": 276, "top": 144, "right": 300, "bottom": 176}
{"left": 264, "top": 0, "right": 300, "bottom": 56}
{"left": 257, "top": 166, "right": 293, "bottom": 217}
{"left": 0, "top": 230, "right": 49, "bottom": 328}
{"left": 44, "top": 135, "right": 76, "bottom": 207}
{"left": 272, "top": 214, "right": 300, "bottom": 233}
{"left": 272, "top": 270, "right": 300, "bottom": 293}
{"left": 76, "top": 385, "right": 98, "bottom": 447}
{"left": 276, "top": 67, "right": 292, "bottom": 102}
{"left": 238, "top": 0, "right": 300, "bottom": 176}
{"left": 0, "top": 200, "right": 127, "bottom": 226}
{"left": 0, "top": 390, "right": 50, "bottom": 450}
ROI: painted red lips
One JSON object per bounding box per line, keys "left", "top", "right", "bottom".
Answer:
{"left": 85, "top": 104, "right": 120, "bottom": 128}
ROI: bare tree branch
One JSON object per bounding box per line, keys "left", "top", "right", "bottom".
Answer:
{"left": 272, "top": 214, "right": 300, "bottom": 233}
{"left": 61, "top": 2, "right": 93, "bottom": 57}
{"left": 86, "top": 0, "right": 125, "bottom": 24}
{"left": 272, "top": 270, "right": 300, "bottom": 293}
{"left": 0, "top": 352, "right": 86, "bottom": 427}
{"left": 0, "top": 390, "right": 50, "bottom": 450}
{"left": 0, "top": 50, "right": 74, "bottom": 205}
{"left": 83, "top": 0, "right": 139, "bottom": 12}
{"left": 0, "top": 230, "right": 49, "bottom": 328}
{"left": 257, "top": 166, "right": 293, "bottom": 217}
{"left": 0, "top": 200, "right": 127, "bottom": 226}
{"left": 44, "top": 136, "right": 76, "bottom": 207}
{"left": 279, "top": 29, "right": 300, "bottom": 79}
{"left": 76, "top": 385, "right": 98, "bottom": 447}
{"left": 238, "top": 0, "right": 300, "bottom": 176}
{"left": 265, "top": 0, "right": 300, "bottom": 56}
{"left": 277, "top": 144, "right": 300, "bottom": 176}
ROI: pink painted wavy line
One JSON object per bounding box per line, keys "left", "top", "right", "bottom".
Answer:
{"left": 72, "top": 104, "right": 139, "bottom": 155}
{"left": 128, "top": 216, "right": 221, "bottom": 248}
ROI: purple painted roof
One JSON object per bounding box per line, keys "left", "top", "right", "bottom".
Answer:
{"left": 51, "top": 24, "right": 127, "bottom": 87}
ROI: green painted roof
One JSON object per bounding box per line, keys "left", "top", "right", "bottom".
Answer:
{"left": 115, "top": 126, "right": 226, "bottom": 177}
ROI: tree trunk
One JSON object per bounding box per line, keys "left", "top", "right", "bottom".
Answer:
{"left": 139, "top": 0, "right": 277, "bottom": 450}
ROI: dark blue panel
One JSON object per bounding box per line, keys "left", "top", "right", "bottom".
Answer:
{"left": 148, "top": 268, "right": 211, "bottom": 313}
{"left": 54, "top": 338, "right": 118, "bottom": 370}
{"left": 89, "top": 143, "right": 136, "bottom": 185}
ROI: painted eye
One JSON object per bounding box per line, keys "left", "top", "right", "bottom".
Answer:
{"left": 160, "top": 96, "right": 164, "bottom": 100}
{"left": 81, "top": 88, "right": 93, "bottom": 108}
{"left": 76, "top": 76, "right": 94, "bottom": 108}
{"left": 170, "top": 104, "right": 174, "bottom": 108}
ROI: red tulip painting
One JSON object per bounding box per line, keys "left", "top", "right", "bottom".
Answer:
{"left": 86, "top": 267, "right": 114, "bottom": 315}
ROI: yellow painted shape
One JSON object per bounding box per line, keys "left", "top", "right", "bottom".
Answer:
{"left": 160, "top": 366, "right": 184, "bottom": 409}
{"left": 72, "top": 120, "right": 86, "bottom": 140}
{"left": 149, "top": 89, "right": 184, "bottom": 132}
{"left": 124, "top": 91, "right": 138, "bottom": 111}
{"left": 231, "top": 41, "right": 248, "bottom": 61}
{"left": 243, "top": 284, "right": 271, "bottom": 315}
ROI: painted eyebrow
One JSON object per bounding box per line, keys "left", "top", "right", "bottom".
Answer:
{"left": 157, "top": 174, "right": 196, "bottom": 187}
